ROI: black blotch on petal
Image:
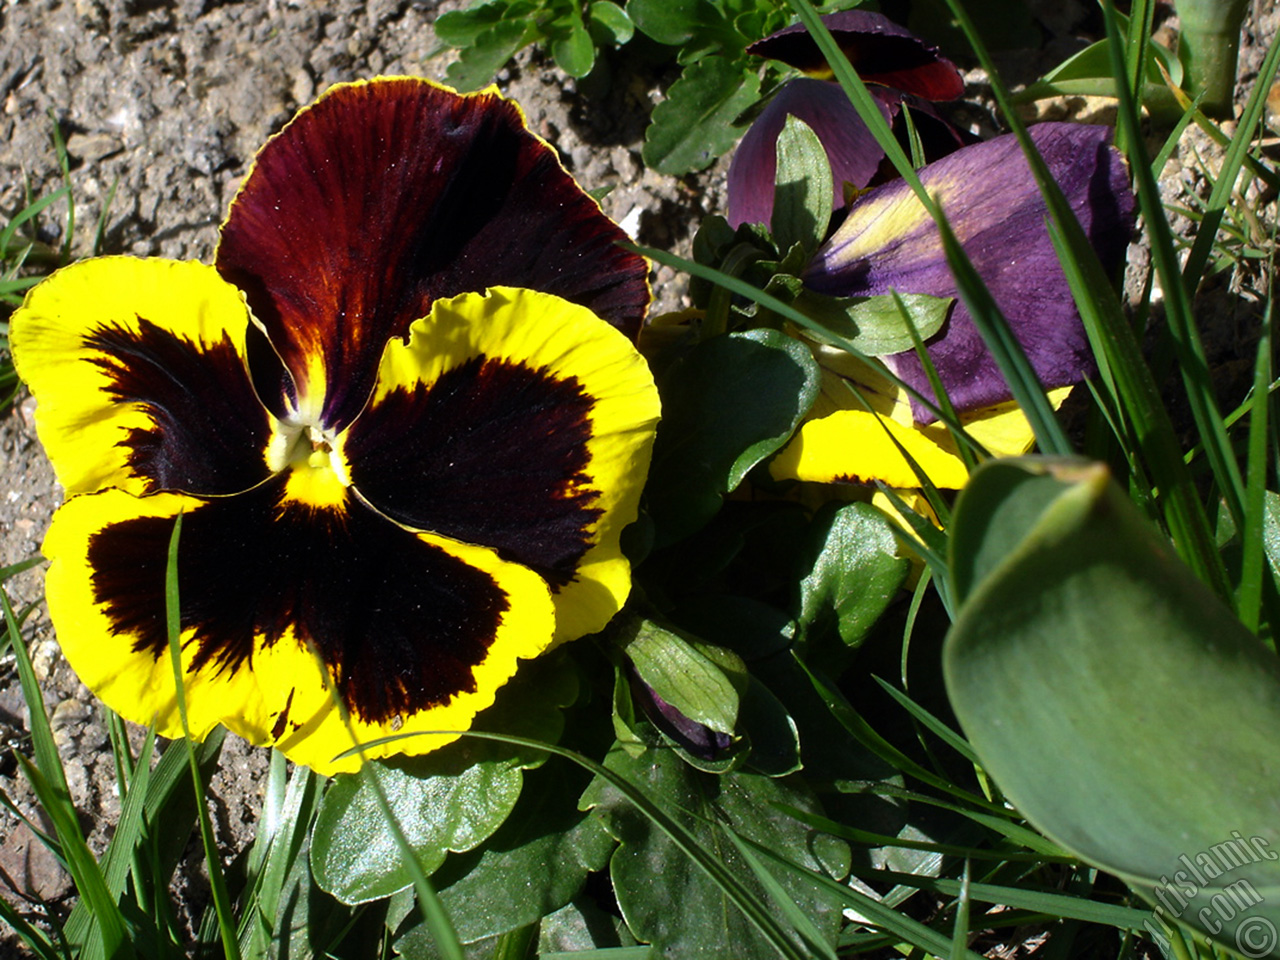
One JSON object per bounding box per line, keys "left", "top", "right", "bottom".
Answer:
{"left": 85, "top": 478, "right": 509, "bottom": 724}
{"left": 346, "top": 356, "right": 602, "bottom": 587}
{"left": 85, "top": 318, "right": 272, "bottom": 496}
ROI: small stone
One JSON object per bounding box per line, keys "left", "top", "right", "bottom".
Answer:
{"left": 0, "top": 820, "right": 71, "bottom": 903}
{"left": 66, "top": 132, "right": 123, "bottom": 163}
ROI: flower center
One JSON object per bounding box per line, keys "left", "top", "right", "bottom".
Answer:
{"left": 268, "top": 421, "right": 350, "bottom": 509}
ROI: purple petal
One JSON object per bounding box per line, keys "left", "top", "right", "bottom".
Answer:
{"left": 805, "top": 123, "right": 1135, "bottom": 419}
{"left": 727, "top": 78, "right": 893, "bottom": 228}
{"left": 632, "top": 677, "right": 733, "bottom": 761}
{"left": 748, "top": 11, "right": 965, "bottom": 101}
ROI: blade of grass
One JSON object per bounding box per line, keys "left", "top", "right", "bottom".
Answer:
{"left": 342, "top": 729, "right": 818, "bottom": 960}
{"left": 851, "top": 867, "right": 1154, "bottom": 931}
{"left": 1180, "top": 30, "right": 1280, "bottom": 291}
{"left": 1101, "top": 0, "right": 1247, "bottom": 530}
{"left": 716, "top": 825, "right": 839, "bottom": 960}
{"left": 870, "top": 676, "right": 979, "bottom": 765}
{"left": 936, "top": 0, "right": 1233, "bottom": 601}
{"left": 1238, "top": 289, "right": 1274, "bottom": 635}
{"left": 163, "top": 515, "right": 241, "bottom": 960}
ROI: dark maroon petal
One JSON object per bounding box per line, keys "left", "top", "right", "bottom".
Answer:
{"left": 85, "top": 318, "right": 272, "bottom": 496}
{"left": 805, "top": 123, "right": 1135, "bottom": 418}
{"left": 216, "top": 78, "right": 649, "bottom": 430}
{"left": 748, "top": 11, "right": 965, "bottom": 101}
{"left": 345, "top": 355, "right": 601, "bottom": 589}
{"left": 727, "top": 78, "right": 892, "bottom": 229}
{"left": 90, "top": 476, "right": 509, "bottom": 724}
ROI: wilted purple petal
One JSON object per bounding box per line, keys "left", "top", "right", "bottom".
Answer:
{"left": 749, "top": 10, "right": 965, "bottom": 102}
{"left": 728, "top": 79, "right": 894, "bottom": 229}
{"left": 804, "top": 123, "right": 1134, "bottom": 419}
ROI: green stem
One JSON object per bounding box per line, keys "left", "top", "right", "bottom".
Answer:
{"left": 1176, "top": 0, "right": 1249, "bottom": 118}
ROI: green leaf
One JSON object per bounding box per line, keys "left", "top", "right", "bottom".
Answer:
{"left": 551, "top": 9, "right": 596, "bottom": 77}
{"left": 588, "top": 1, "right": 634, "bottom": 45}
{"left": 796, "top": 502, "right": 910, "bottom": 649}
{"left": 945, "top": 457, "right": 1280, "bottom": 951}
{"left": 396, "top": 759, "right": 614, "bottom": 948}
{"left": 433, "top": 2, "right": 532, "bottom": 47}
{"left": 312, "top": 749, "right": 524, "bottom": 905}
{"left": 582, "top": 746, "right": 849, "bottom": 960}
{"left": 312, "top": 654, "right": 578, "bottom": 903}
{"left": 737, "top": 676, "right": 802, "bottom": 777}
{"left": 645, "top": 329, "right": 820, "bottom": 547}
{"left": 619, "top": 617, "right": 744, "bottom": 735}
{"left": 625, "top": 0, "right": 708, "bottom": 45}
{"left": 444, "top": 19, "right": 530, "bottom": 92}
{"left": 795, "top": 291, "right": 952, "bottom": 357}
{"left": 771, "top": 115, "right": 832, "bottom": 257}
{"left": 643, "top": 57, "right": 760, "bottom": 175}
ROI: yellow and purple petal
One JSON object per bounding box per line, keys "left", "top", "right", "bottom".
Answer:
{"left": 42, "top": 479, "right": 556, "bottom": 775}
{"left": 748, "top": 10, "right": 965, "bottom": 101}
{"left": 11, "top": 258, "right": 274, "bottom": 498}
{"left": 216, "top": 77, "right": 650, "bottom": 432}
{"left": 804, "top": 123, "right": 1134, "bottom": 418}
{"left": 344, "top": 287, "right": 661, "bottom": 643}
{"left": 726, "top": 78, "right": 894, "bottom": 229}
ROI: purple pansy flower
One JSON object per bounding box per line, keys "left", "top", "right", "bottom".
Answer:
{"left": 728, "top": 10, "right": 968, "bottom": 229}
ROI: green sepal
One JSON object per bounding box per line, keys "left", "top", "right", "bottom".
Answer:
{"left": 617, "top": 616, "right": 745, "bottom": 736}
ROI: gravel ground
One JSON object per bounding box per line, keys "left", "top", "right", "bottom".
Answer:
{"left": 0, "top": 0, "right": 1276, "bottom": 953}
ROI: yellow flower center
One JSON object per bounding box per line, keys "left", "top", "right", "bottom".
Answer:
{"left": 268, "top": 422, "right": 350, "bottom": 509}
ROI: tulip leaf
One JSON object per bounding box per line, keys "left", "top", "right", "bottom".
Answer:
{"left": 797, "top": 502, "right": 910, "bottom": 649}
{"left": 581, "top": 744, "right": 849, "bottom": 960}
{"left": 945, "top": 457, "right": 1280, "bottom": 952}
{"left": 394, "top": 760, "right": 614, "bottom": 949}
{"left": 772, "top": 115, "right": 833, "bottom": 257}
{"left": 644, "top": 56, "right": 761, "bottom": 175}
{"left": 646, "top": 329, "right": 820, "bottom": 547}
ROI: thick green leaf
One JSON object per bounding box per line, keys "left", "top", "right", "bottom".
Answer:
{"left": 619, "top": 617, "right": 744, "bottom": 735}
{"left": 795, "top": 291, "right": 952, "bottom": 357}
{"left": 771, "top": 116, "right": 832, "bottom": 257}
{"left": 582, "top": 746, "right": 849, "bottom": 960}
{"left": 945, "top": 458, "right": 1280, "bottom": 953}
{"left": 1262, "top": 491, "right": 1280, "bottom": 585}
{"left": 396, "top": 760, "right": 614, "bottom": 948}
{"left": 796, "top": 502, "right": 910, "bottom": 649}
{"left": 646, "top": 329, "right": 819, "bottom": 547}
{"left": 643, "top": 57, "right": 760, "bottom": 175}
